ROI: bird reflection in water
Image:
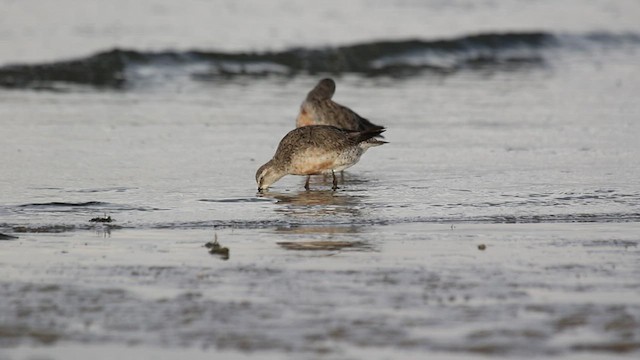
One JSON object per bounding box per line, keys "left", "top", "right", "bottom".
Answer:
{"left": 276, "top": 240, "right": 372, "bottom": 252}
{"left": 256, "top": 172, "right": 373, "bottom": 220}
{"left": 257, "top": 174, "right": 375, "bottom": 252}
{"left": 275, "top": 222, "right": 374, "bottom": 253}
{"left": 258, "top": 189, "right": 364, "bottom": 218}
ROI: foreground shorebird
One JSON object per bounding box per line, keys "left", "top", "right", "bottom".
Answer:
{"left": 296, "top": 78, "right": 385, "bottom": 133}
{"left": 256, "top": 125, "right": 386, "bottom": 191}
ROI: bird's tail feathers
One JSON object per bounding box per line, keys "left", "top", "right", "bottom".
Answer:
{"left": 365, "top": 138, "right": 388, "bottom": 146}
{"left": 350, "top": 128, "right": 387, "bottom": 144}
{"left": 358, "top": 117, "right": 386, "bottom": 138}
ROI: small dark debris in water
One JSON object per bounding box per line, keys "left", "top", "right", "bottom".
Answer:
{"left": 90, "top": 215, "right": 113, "bottom": 223}
{"left": 478, "top": 244, "right": 487, "bottom": 251}
{"left": 0, "top": 233, "right": 19, "bottom": 240}
{"left": 205, "top": 234, "right": 229, "bottom": 260}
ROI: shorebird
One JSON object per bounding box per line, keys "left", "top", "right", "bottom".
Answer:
{"left": 296, "top": 78, "right": 385, "bottom": 133}
{"left": 256, "top": 125, "right": 386, "bottom": 191}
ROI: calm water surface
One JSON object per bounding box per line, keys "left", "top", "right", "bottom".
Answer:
{"left": 1, "top": 1, "right": 640, "bottom": 359}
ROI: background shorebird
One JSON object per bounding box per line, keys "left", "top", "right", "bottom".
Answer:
{"left": 256, "top": 125, "right": 386, "bottom": 191}
{"left": 296, "top": 78, "right": 385, "bottom": 134}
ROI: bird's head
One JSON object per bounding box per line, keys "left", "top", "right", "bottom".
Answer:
{"left": 256, "top": 160, "right": 285, "bottom": 192}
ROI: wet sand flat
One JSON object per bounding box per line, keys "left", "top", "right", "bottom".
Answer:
{"left": 1, "top": 223, "right": 639, "bottom": 359}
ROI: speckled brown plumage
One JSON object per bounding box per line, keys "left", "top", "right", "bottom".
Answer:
{"left": 256, "top": 125, "right": 386, "bottom": 191}
{"left": 295, "top": 78, "right": 385, "bottom": 133}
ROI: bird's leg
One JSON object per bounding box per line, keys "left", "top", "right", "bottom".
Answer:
{"left": 304, "top": 175, "right": 311, "bottom": 190}
{"left": 332, "top": 170, "right": 339, "bottom": 190}
{"left": 340, "top": 171, "right": 344, "bottom": 182}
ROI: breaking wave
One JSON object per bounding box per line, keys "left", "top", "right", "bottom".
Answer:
{"left": 1, "top": 31, "right": 637, "bottom": 89}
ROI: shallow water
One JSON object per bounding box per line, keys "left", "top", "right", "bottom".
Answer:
{"left": 2, "top": 60, "right": 639, "bottom": 230}
{"left": 1, "top": 223, "right": 639, "bottom": 359}
{"left": 2, "top": 1, "right": 640, "bottom": 359}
